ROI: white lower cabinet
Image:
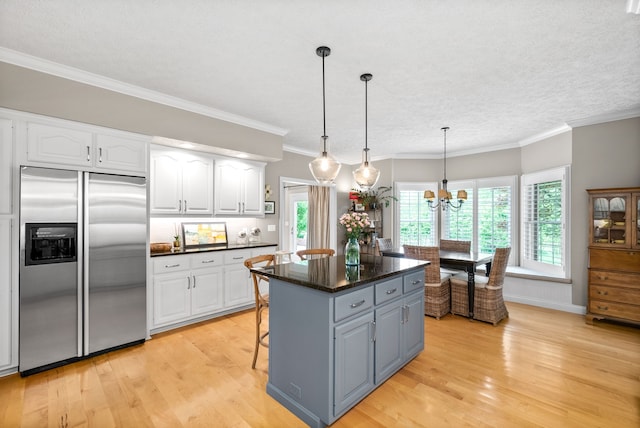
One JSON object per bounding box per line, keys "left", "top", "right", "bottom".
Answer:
{"left": 223, "top": 249, "right": 253, "bottom": 307}
{"left": 152, "top": 253, "right": 224, "bottom": 328}
{"left": 152, "top": 246, "right": 276, "bottom": 331}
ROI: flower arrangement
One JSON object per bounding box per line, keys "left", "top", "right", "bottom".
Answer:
{"left": 339, "top": 211, "right": 371, "bottom": 240}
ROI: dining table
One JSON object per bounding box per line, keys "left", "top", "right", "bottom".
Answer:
{"left": 381, "top": 247, "right": 493, "bottom": 319}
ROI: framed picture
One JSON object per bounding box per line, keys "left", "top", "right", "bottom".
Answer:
{"left": 265, "top": 201, "right": 275, "bottom": 215}
{"left": 355, "top": 203, "right": 365, "bottom": 211}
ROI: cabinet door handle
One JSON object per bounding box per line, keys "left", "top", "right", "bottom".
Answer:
{"left": 164, "top": 263, "right": 180, "bottom": 268}
{"left": 242, "top": 202, "right": 245, "bottom": 213}
{"left": 187, "top": 276, "right": 191, "bottom": 289}
{"left": 371, "top": 321, "right": 376, "bottom": 342}
{"left": 386, "top": 288, "right": 397, "bottom": 295}
{"left": 86, "top": 145, "right": 91, "bottom": 162}
{"left": 178, "top": 200, "right": 182, "bottom": 212}
{"left": 201, "top": 259, "right": 215, "bottom": 264}
{"left": 192, "top": 275, "right": 196, "bottom": 288}
{"left": 238, "top": 202, "right": 241, "bottom": 212}
{"left": 98, "top": 147, "right": 103, "bottom": 163}
{"left": 405, "top": 305, "right": 410, "bottom": 323}
{"left": 597, "top": 305, "right": 608, "bottom": 310}
{"left": 184, "top": 200, "right": 187, "bottom": 212}
{"left": 350, "top": 299, "right": 366, "bottom": 308}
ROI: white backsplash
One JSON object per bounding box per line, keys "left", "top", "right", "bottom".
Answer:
{"left": 150, "top": 217, "right": 278, "bottom": 246}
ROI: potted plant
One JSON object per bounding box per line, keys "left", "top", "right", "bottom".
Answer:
{"left": 351, "top": 186, "right": 398, "bottom": 209}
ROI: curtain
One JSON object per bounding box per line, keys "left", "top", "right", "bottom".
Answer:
{"left": 308, "top": 185, "right": 330, "bottom": 249}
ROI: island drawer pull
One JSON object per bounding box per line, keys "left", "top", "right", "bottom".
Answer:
{"left": 165, "top": 263, "right": 180, "bottom": 268}
{"left": 385, "top": 288, "right": 398, "bottom": 295}
{"left": 411, "top": 279, "right": 422, "bottom": 285}
{"left": 201, "top": 259, "right": 215, "bottom": 264}
{"left": 597, "top": 305, "right": 608, "bottom": 310}
{"left": 350, "top": 300, "right": 366, "bottom": 308}
{"left": 233, "top": 256, "right": 244, "bottom": 260}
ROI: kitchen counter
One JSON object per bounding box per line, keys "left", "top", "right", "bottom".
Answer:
{"left": 258, "top": 254, "right": 428, "bottom": 427}
{"left": 253, "top": 254, "right": 428, "bottom": 293}
{"left": 150, "top": 242, "right": 277, "bottom": 257}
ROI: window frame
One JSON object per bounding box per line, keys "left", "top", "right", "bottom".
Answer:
{"left": 444, "top": 176, "right": 518, "bottom": 265}
{"left": 520, "top": 165, "right": 571, "bottom": 278}
{"left": 394, "top": 181, "right": 439, "bottom": 247}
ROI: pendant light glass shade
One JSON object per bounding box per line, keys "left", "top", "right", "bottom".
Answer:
{"left": 353, "top": 73, "right": 380, "bottom": 190}
{"left": 309, "top": 46, "right": 341, "bottom": 184}
{"left": 309, "top": 136, "right": 342, "bottom": 184}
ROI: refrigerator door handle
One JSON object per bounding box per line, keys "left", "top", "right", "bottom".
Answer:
{"left": 82, "top": 171, "right": 89, "bottom": 356}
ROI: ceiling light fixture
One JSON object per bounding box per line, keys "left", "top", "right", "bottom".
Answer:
{"left": 627, "top": 0, "right": 640, "bottom": 14}
{"left": 353, "top": 73, "right": 380, "bottom": 190}
{"left": 309, "top": 46, "right": 341, "bottom": 184}
{"left": 423, "top": 127, "right": 467, "bottom": 211}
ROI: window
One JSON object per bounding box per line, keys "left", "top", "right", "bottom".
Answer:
{"left": 395, "top": 182, "right": 438, "bottom": 246}
{"left": 521, "top": 166, "right": 569, "bottom": 277}
{"left": 443, "top": 177, "right": 516, "bottom": 261}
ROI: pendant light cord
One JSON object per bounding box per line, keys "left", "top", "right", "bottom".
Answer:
{"left": 364, "top": 78, "right": 368, "bottom": 162}
{"left": 322, "top": 53, "right": 327, "bottom": 152}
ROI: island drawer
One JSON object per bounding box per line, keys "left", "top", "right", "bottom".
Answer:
{"left": 403, "top": 270, "right": 425, "bottom": 293}
{"left": 334, "top": 287, "right": 374, "bottom": 323}
{"left": 375, "top": 277, "right": 403, "bottom": 305}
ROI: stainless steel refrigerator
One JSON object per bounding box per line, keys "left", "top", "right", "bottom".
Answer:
{"left": 19, "top": 166, "right": 147, "bottom": 375}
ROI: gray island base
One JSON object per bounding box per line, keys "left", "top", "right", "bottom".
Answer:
{"left": 253, "top": 255, "right": 428, "bottom": 427}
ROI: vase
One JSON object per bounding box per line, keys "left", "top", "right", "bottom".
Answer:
{"left": 345, "top": 237, "right": 360, "bottom": 266}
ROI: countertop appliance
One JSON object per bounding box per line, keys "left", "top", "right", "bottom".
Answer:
{"left": 19, "top": 166, "right": 147, "bottom": 375}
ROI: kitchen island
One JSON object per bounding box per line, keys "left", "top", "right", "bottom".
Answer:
{"left": 252, "top": 255, "right": 428, "bottom": 428}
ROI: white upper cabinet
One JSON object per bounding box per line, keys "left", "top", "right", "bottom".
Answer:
{"left": 26, "top": 122, "right": 147, "bottom": 175}
{"left": 150, "top": 147, "right": 214, "bottom": 215}
{"left": 0, "top": 118, "right": 12, "bottom": 214}
{"left": 214, "top": 159, "right": 265, "bottom": 216}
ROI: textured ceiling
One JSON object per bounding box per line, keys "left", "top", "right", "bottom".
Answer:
{"left": 1, "top": 0, "right": 639, "bottom": 164}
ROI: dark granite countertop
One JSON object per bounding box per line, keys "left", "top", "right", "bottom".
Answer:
{"left": 252, "top": 254, "right": 428, "bottom": 293}
{"left": 151, "top": 242, "right": 278, "bottom": 257}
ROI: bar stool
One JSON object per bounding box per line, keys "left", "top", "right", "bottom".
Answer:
{"left": 274, "top": 250, "right": 293, "bottom": 264}
{"left": 244, "top": 254, "right": 275, "bottom": 369}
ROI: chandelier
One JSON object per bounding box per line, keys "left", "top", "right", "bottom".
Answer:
{"left": 423, "top": 127, "right": 467, "bottom": 211}
{"left": 309, "top": 46, "right": 342, "bottom": 184}
{"left": 353, "top": 73, "right": 380, "bottom": 190}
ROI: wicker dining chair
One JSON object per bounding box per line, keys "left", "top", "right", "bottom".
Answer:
{"left": 374, "top": 238, "right": 393, "bottom": 256}
{"left": 439, "top": 239, "right": 471, "bottom": 252}
{"left": 296, "top": 248, "right": 335, "bottom": 260}
{"left": 403, "top": 245, "right": 452, "bottom": 319}
{"left": 439, "top": 239, "right": 472, "bottom": 275}
{"left": 450, "top": 247, "right": 511, "bottom": 325}
{"left": 244, "top": 254, "right": 275, "bottom": 368}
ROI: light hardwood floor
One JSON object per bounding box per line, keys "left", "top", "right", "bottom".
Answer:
{"left": 1, "top": 302, "right": 638, "bottom": 427}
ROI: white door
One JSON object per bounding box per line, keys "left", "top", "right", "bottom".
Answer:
{"left": 289, "top": 191, "right": 309, "bottom": 259}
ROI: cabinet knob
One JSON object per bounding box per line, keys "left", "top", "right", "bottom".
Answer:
{"left": 597, "top": 290, "right": 608, "bottom": 295}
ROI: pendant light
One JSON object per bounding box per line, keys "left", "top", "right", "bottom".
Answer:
{"left": 423, "top": 127, "right": 467, "bottom": 211}
{"left": 353, "top": 73, "right": 380, "bottom": 190}
{"left": 309, "top": 46, "right": 342, "bottom": 184}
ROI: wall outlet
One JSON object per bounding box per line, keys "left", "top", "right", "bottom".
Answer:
{"left": 267, "top": 224, "right": 276, "bottom": 232}
{"left": 288, "top": 382, "right": 301, "bottom": 400}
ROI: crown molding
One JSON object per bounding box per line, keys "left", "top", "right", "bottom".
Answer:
{"left": 0, "top": 47, "right": 289, "bottom": 137}
{"left": 566, "top": 107, "right": 640, "bottom": 128}
{"left": 517, "top": 124, "right": 572, "bottom": 147}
